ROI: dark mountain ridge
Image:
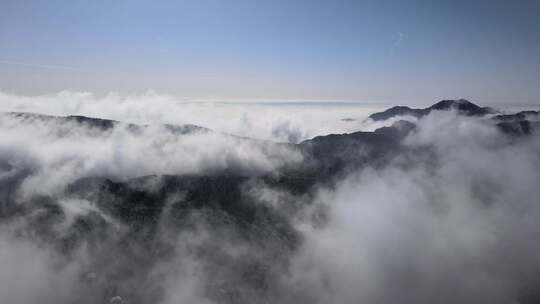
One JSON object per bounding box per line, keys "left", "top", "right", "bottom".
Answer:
{"left": 368, "top": 99, "right": 539, "bottom": 135}
{"left": 369, "top": 99, "right": 495, "bottom": 121}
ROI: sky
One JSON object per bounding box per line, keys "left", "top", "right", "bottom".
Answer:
{"left": 0, "top": 0, "right": 539, "bottom": 105}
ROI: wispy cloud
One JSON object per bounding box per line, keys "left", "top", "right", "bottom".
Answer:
{"left": 394, "top": 31, "right": 404, "bottom": 47}
{"left": 0, "top": 60, "right": 85, "bottom": 72}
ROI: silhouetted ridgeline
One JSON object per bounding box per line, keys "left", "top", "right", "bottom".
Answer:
{"left": 368, "top": 99, "right": 495, "bottom": 121}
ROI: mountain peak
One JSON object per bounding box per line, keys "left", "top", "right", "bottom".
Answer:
{"left": 369, "top": 99, "right": 493, "bottom": 121}
{"left": 430, "top": 99, "right": 478, "bottom": 111}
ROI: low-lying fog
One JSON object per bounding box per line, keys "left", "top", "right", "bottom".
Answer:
{"left": 0, "top": 91, "right": 392, "bottom": 142}
{"left": 1, "top": 91, "right": 540, "bottom": 304}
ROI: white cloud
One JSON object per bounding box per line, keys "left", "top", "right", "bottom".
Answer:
{"left": 1, "top": 94, "right": 540, "bottom": 303}
{"left": 0, "top": 90, "right": 388, "bottom": 143}
{"left": 285, "top": 112, "right": 540, "bottom": 303}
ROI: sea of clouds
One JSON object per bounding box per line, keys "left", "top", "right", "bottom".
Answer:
{"left": 0, "top": 90, "right": 393, "bottom": 142}
{"left": 1, "top": 91, "right": 540, "bottom": 304}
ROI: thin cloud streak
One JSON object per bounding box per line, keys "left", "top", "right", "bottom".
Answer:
{"left": 0, "top": 60, "right": 85, "bottom": 72}
{"left": 394, "top": 31, "right": 404, "bottom": 47}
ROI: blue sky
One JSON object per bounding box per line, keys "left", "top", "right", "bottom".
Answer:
{"left": 0, "top": 0, "right": 539, "bottom": 104}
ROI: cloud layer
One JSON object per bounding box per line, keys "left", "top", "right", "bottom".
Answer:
{"left": 1, "top": 93, "right": 540, "bottom": 304}
{"left": 0, "top": 90, "right": 389, "bottom": 142}
{"left": 288, "top": 112, "right": 540, "bottom": 303}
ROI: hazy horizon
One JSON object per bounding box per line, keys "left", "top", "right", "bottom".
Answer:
{"left": 1, "top": 89, "right": 539, "bottom": 108}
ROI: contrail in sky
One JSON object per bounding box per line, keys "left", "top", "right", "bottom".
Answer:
{"left": 0, "top": 60, "right": 85, "bottom": 72}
